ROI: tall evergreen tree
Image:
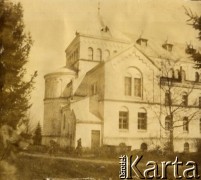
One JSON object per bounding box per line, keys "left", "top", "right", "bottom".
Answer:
{"left": 33, "top": 122, "right": 42, "bottom": 145}
{"left": 185, "top": 7, "right": 201, "bottom": 68}
{"left": 0, "top": 0, "right": 37, "bottom": 128}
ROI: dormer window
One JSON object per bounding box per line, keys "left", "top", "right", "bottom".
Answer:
{"left": 162, "top": 43, "right": 173, "bottom": 52}
{"left": 136, "top": 38, "right": 148, "bottom": 47}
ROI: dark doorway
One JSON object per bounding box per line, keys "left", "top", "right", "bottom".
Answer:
{"left": 91, "top": 130, "right": 100, "bottom": 149}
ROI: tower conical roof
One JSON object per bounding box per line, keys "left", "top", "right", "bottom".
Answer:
{"left": 76, "top": 6, "right": 130, "bottom": 42}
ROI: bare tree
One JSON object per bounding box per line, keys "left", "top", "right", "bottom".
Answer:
{"left": 147, "top": 58, "right": 201, "bottom": 152}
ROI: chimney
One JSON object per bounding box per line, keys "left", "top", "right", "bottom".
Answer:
{"left": 136, "top": 38, "right": 148, "bottom": 47}
{"left": 162, "top": 42, "right": 173, "bottom": 52}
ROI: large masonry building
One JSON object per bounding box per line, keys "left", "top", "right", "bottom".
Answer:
{"left": 43, "top": 12, "right": 201, "bottom": 152}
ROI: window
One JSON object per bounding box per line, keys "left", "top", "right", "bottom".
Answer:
{"left": 165, "top": 116, "right": 171, "bottom": 131}
{"left": 119, "top": 107, "right": 129, "bottom": 129}
{"left": 174, "top": 69, "right": 180, "bottom": 79}
{"left": 91, "top": 82, "right": 97, "bottom": 95}
{"left": 134, "top": 78, "right": 141, "bottom": 97}
{"left": 105, "top": 49, "right": 110, "bottom": 60}
{"left": 67, "top": 122, "right": 70, "bottom": 136}
{"left": 199, "top": 97, "right": 201, "bottom": 108}
{"left": 181, "top": 70, "right": 186, "bottom": 81}
{"left": 96, "top": 48, "right": 102, "bottom": 61}
{"left": 165, "top": 91, "right": 171, "bottom": 105}
{"left": 125, "top": 77, "right": 131, "bottom": 96}
{"left": 168, "top": 69, "right": 174, "bottom": 78}
{"left": 182, "top": 93, "right": 188, "bottom": 106}
{"left": 195, "top": 72, "right": 199, "bottom": 82}
{"left": 63, "top": 114, "right": 66, "bottom": 130}
{"left": 200, "top": 119, "right": 201, "bottom": 133}
{"left": 184, "top": 142, "right": 189, "bottom": 152}
{"left": 88, "top": 47, "right": 93, "bottom": 60}
{"left": 138, "top": 108, "right": 147, "bottom": 130}
{"left": 183, "top": 117, "right": 189, "bottom": 132}
{"left": 141, "top": 143, "right": 148, "bottom": 151}
{"left": 125, "top": 67, "right": 142, "bottom": 98}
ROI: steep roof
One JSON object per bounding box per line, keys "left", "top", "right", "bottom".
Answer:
{"left": 76, "top": 12, "right": 130, "bottom": 42}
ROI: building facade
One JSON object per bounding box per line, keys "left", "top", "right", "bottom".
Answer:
{"left": 43, "top": 13, "right": 201, "bottom": 152}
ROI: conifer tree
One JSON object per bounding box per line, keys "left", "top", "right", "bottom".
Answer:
{"left": 0, "top": 0, "right": 37, "bottom": 128}
{"left": 33, "top": 122, "right": 42, "bottom": 145}
{"left": 185, "top": 8, "right": 201, "bottom": 68}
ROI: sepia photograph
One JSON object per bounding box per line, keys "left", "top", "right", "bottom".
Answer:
{"left": 0, "top": 0, "right": 201, "bottom": 179}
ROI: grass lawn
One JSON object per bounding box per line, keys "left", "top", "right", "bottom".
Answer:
{"left": 2, "top": 150, "right": 200, "bottom": 180}
{"left": 16, "top": 155, "right": 120, "bottom": 180}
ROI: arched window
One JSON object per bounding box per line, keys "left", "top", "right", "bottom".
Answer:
{"left": 200, "top": 119, "right": 201, "bottom": 133}
{"left": 165, "top": 116, "right": 171, "bottom": 131}
{"left": 119, "top": 107, "right": 129, "bottom": 129}
{"left": 67, "top": 122, "right": 70, "bottom": 136}
{"left": 195, "top": 72, "right": 199, "bottom": 82}
{"left": 168, "top": 69, "right": 174, "bottom": 78}
{"left": 141, "top": 143, "right": 148, "bottom": 151}
{"left": 182, "top": 92, "right": 188, "bottom": 106}
{"left": 184, "top": 142, "right": 189, "bottom": 152}
{"left": 183, "top": 117, "right": 189, "bottom": 132}
{"left": 199, "top": 97, "right": 201, "bottom": 108}
{"left": 138, "top": 108, "right": 147, "bottom": 130}
{"left": 125, "top": 74, "right": 132, "bottom": 96}
{"left": 63, "top": 114, "right": 66, "bottom": 130}
{"left": 88, "top": 47, "right": 93, "bottom": 60}
{"left": 181, "top": 70, "right": 186, "bottom": 81}
{"left": 125, "top": 67, "right": 142, "bottom": 97}
{"left": 105, "top": 49, "right": 110, "bottom": 60}
{"left": 96, "top": 48, "right": 102, "bottom": 61}
{"left": 174, "top": 69, "right": 180, "bottom": 79}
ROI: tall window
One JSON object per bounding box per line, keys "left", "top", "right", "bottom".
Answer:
{"left": 96, "top": 48, "right": 102, "bottom": 61}
{"left": 63, "top": 114, "right": 66, "bottom": 130}
{"left": 200, "top": 119, "right": 201, "bottom": 133}
{"left": 125, "top": 77, "right": 131, "bottom": 96}
{"left": 181, "top": 70, "right": 186, "bottom": 81}
{"left": 199, "top": 97, "right": 201, "bottom": 108}
{"left": 105, "top": 49, "right": 110, "bottom": 60}
{"left": 168, "top": 69, "right": 174, "bottom": 78}
{"left": 165, "top": 116, "right": 171, "bottom": 131}
{"left": 182, "top": 93, "right": 188, "bottom": 106}
{"left": 195, "top": 72, "right": 199, "bottom": 82}
{"left": 125, "top": 67, "right": 142, "bottom": 98}
{"left": 119, "top": 107, "right": 129, "bottom": 129}
{"left": 88, "top": 47, "right": 93, "bottom": 60}
{"left": 91, "top": 82, "right": 97, "bottom": 95}
{"left": 174, "top": 69, "right": 180, "bottom": 79}
{"left": 138, "top": 108, "right": 147, "bottom": 130}
{"left": 183, "top": 117, "right": 189, "bottom": 132}
{"left": 134, "top": 78, "right": 141, "bottom": 97}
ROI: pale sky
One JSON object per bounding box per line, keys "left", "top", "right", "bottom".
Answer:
{"left": 10, "top": 0, "right": 201, "bottom": 128}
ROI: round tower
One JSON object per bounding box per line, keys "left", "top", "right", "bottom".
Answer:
{"left": 43, "top": 67, "right": 75, "bottom": 145}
